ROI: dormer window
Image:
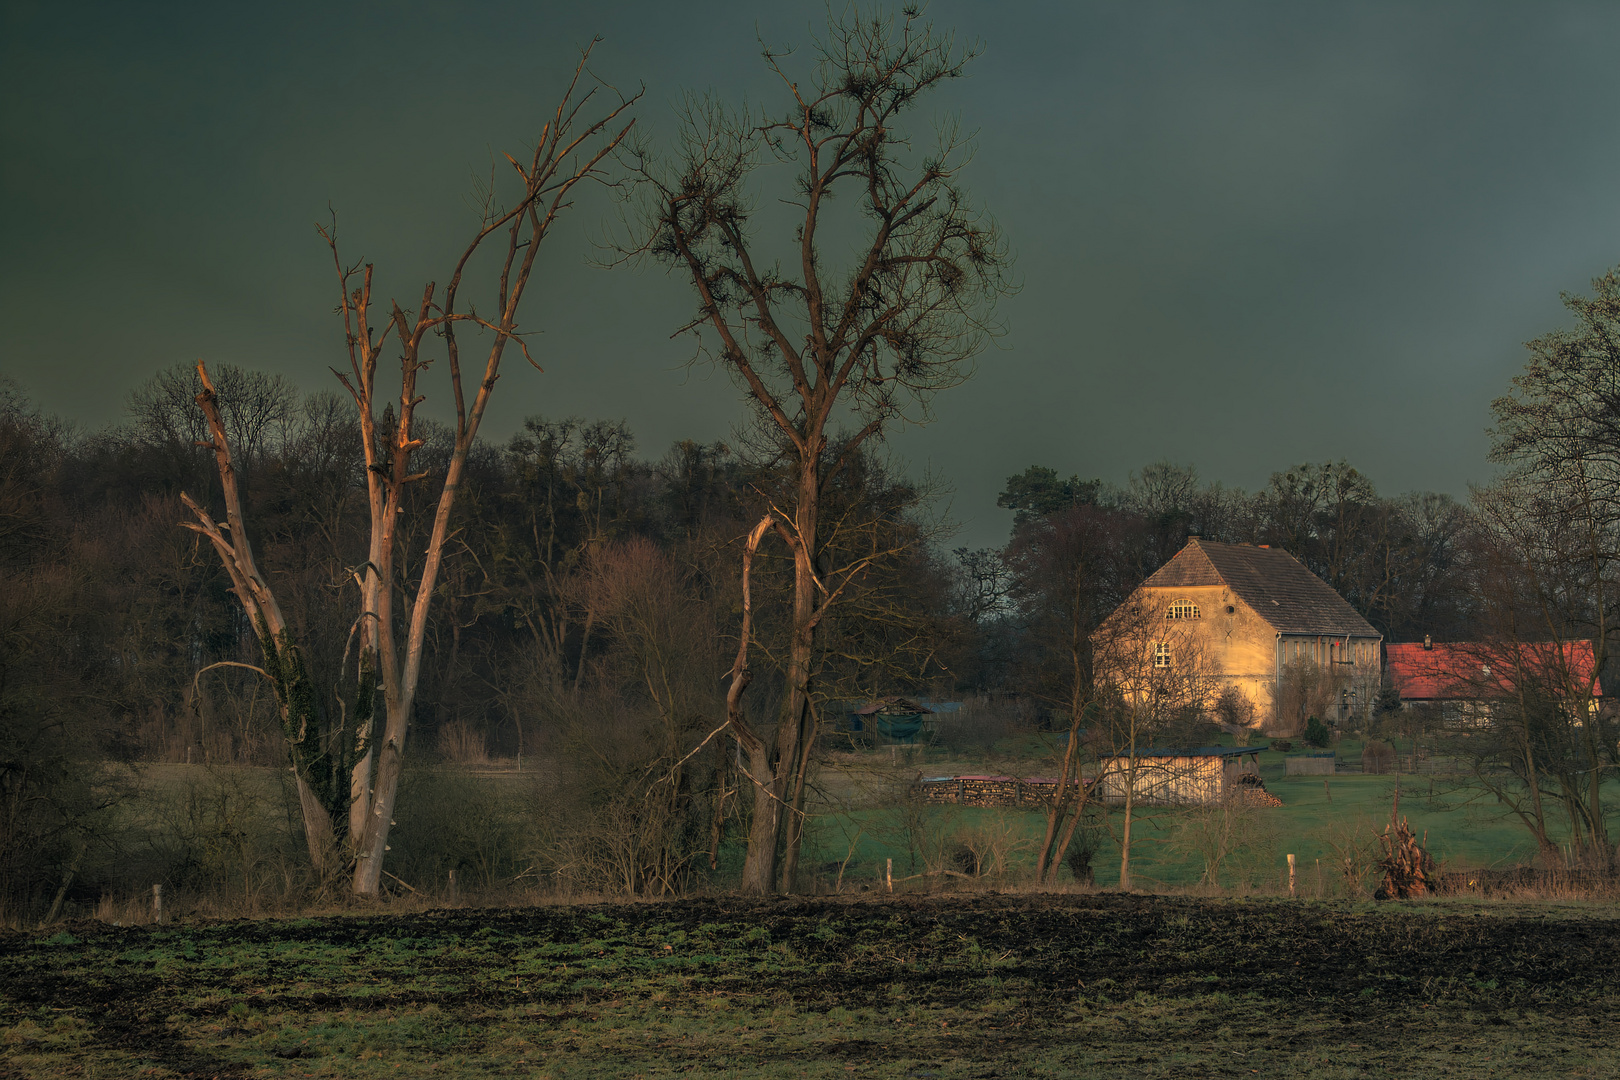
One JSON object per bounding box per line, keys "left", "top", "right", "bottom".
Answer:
{"left": 1167, "top": 600, "right": 1200, "bottom": 620}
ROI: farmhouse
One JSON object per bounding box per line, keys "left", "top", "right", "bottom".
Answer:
{"left": 1385, "top": 638, "right": 1602, "bottom": 726}
{"left": 1099, "top": 538, "right": 1382, "bottom": 729}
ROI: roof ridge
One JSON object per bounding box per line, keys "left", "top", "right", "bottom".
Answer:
{"left": 1154, "top": 538, "right": 1380, "bottom": 638}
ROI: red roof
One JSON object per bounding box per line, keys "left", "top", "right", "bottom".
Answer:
{"left": 1386, "top": 640, "right": 1603, "bottom": 701}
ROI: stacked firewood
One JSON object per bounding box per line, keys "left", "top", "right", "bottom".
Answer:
{"left": 1374, "top": 815, "right": 1434, "bottom": 899}
{"left": 915, "top": 779, "right": 964, "bottom": 805}
{"left": 1229, "top": 772, "right": 1284, "bottom": 807}
{"left": 911, "top": 776, "right": 1086, "bottom": 808}
{"left": 958, "top": 777, "right": 1022, "bottom": 806}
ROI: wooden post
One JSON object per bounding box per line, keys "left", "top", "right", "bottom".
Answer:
{"left": 1287, "top": 854, "right": 1296, "bottom": 898}
{"left": 886, "top": 858, "right": 893, "bottom": 893}
{"left": 43, "top": 858, "right": 79, "bottom": 927}
{"left": 152, "top": 884, "right": 164, "bottom": 925}
{"left": 1324, "top": 778, "right": 1331, "bottom": 802}
{"left": 448, "top": 869, "right": 458, "bottom": 905}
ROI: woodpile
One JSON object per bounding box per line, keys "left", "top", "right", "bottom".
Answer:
{"left": 916, "top": 777, "right": 965, "bottom": 805}
{"left": 913, "top": 771, "right": 1280, "bottom": 809}
{"left": 911, "top": 775, "right": 1085, "bottom": 808}
{"left": 1229, "top": 772, "right": 1283, "bottom": 807}
{"left": 1374, "top": 815, "right": 1434, "bottom": 899}
{"left": 959, "top": 776, "right": 1022, "bottom": 806}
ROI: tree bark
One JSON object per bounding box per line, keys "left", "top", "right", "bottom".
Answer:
{"left": 725, "top": 516, "right": 783, "bottom": 896}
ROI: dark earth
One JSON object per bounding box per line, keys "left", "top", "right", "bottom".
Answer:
{"left": 3, "top": 894, "right": 1618, "bottom": 1077}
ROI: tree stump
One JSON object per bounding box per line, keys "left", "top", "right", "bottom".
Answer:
{"left": 1374, "top": 815, "right": 1434, "bottom": 899}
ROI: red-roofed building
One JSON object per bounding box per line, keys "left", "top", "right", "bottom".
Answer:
{"left": 1385, "top": 638, "right": 1603, "bottom": 724}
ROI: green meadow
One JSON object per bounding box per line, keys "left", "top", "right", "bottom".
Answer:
{"left": 797, "top": 738, "right": 1583, "bottom": 895}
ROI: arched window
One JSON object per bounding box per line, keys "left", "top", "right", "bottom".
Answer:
{"left": 1154, "top": 641, "right": 1171, "bottom": 668}
{"left": 1167, "top": 599, "right": 1200, "bottom": 619}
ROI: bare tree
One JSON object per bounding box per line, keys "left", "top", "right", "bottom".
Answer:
{"left": 181, "top": 54, "right": 637, "bottom": 896}
{"left": 1091, "top": 598, "right": 1221, "bottom": 891}
{"left": 1002, "top": 505, "right": 1143, "bottom": 883}
{"left": 627, "top": 9, "right": 1011, "bottom": 894}
{"left": 1477, "top": 266, "right": 1620, "bottom": 869}
{"left": 1440, "top": 487, "right": 1615, "bottom": 866}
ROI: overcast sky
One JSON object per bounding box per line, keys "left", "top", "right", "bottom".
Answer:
{"left": 6, "top": 1, "right": 1620, "bottom": 548}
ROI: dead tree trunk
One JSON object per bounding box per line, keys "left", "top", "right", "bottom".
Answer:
{"left": 183, "top": 53, "right": 637, "bottom": 898}
{"left": 180, "top": 363, "right": 349, "bottom": 881}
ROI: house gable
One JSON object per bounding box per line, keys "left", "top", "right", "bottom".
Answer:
{"left": 1144, "top": 539, "right": 1378, "bottom": 639}
{"left": 1108, "top": 538, "right": 1383, "bottom": 729}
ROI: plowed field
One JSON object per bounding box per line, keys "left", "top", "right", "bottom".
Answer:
{"left": 3, "top": 894, "right": 1618, "bottom": 1078}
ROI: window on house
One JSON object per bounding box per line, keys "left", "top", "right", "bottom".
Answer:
{"left": 1154, "top": 642, "right": 1171, "bottom": 668}
{"left": 1167, "top": 600, "right": 1200, "bottom": 619}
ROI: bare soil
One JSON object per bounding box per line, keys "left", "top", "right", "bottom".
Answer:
{"left": 3, "top": 893, "right": 1618, "bottom": 1077}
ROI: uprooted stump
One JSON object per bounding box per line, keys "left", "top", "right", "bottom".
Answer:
{"left": 1374, "top": 815, "right": 1434, "bottom": 900}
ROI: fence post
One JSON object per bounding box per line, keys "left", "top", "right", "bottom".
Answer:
{"left": 448, "top": 869, "right": 459, "bottom": 905}
{"left": 152, "top": 883, "right": 164, "bottom": 925}
{"left": 1287, "top": 854, "right": 1296, "bottom": 898}
{"left": 886, "top": 858, "right": 893, "bottom": 893}
{"left": 1324, "top": 778, "right": 1331, "bottom": 803}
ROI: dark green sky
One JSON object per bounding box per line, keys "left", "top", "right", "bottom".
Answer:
{"left": 6, "top": 0, "right": 1620, "bottom": 547}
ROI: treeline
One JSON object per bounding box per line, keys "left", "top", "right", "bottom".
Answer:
{"left": 0, "top": 366, "right": 962, "bottom": 910}
{"left": 3, "top": 369, "right": 1487, "bottom": 767}
{"left": 962, "top": 459, "right": 1480, "bottom": 702}
{"left": 1, "top": 361, "right": 1503, "bottom": 907}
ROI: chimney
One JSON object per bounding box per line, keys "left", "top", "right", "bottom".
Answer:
{"left": 1423, "top": 634, "right": 1432, "bottom": 650}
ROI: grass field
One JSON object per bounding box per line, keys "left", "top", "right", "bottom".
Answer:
{"left": 797, "top": 740, "right": 1569, "bottom": 895}
{"left": 6, "top": 894, "right": 1620, "bottom": 1078}
{"left": 107, "top": 736, "right": 1596, "bottom": 911}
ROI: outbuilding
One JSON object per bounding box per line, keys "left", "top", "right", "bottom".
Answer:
{"left": 1093, "top": 745, "right": 1271, "bottom": 806}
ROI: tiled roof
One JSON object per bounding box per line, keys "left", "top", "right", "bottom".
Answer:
{"left": 1141, "top": 539, "right": 1379, "bottom": 638}
{"left": 1385, "top": 640, "right": 1602, "bottom": 700}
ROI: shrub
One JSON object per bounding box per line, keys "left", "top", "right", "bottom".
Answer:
{"left": 1361, "top": 740, "right": 1395, "bottom": 775}
{"left": 1062, "top": 815, "right": 1104, "bottom": 885}
{"left": 1303, "top": 716, "right": 1331, "bottom": 749}
{"left": 437, "top": 720, "right": 490, "bottom": 765}
{"left": 930, "top": 699, "right": 1034, "bottom": 756}
{"left": 1213, "top": 686, "right": 1256, "bottom": 742}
